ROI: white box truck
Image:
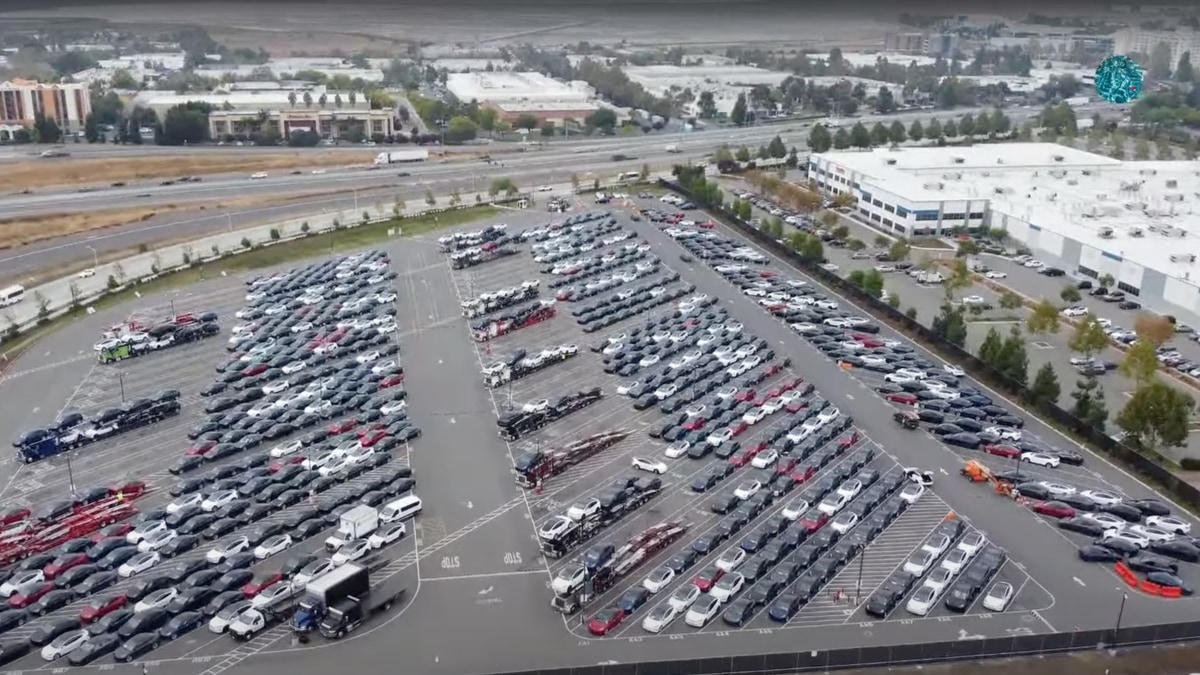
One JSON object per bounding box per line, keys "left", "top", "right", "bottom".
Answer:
{"left": 373, "top": 150, "right": 429, "bottom": 165}
{"left": 324, "top": 505, "right": 379, "bottom": 552}
{"left": 665, "top": 144, "right": 681, "bottom": 153}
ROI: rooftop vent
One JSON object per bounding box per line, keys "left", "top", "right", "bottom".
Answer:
{"left": 1052, "top": 155, "right": 1064, "bottom": 162}
{"left": 1170, "top": 254, "right": 1196, "bottom": 263}
{"left": 1049, "top": 169, "right": 1066, "bottom": 178}
{"left": 1140, "top": 169, "right": 1158, "bottom": 176}
{"left": 1165, "top": 193, "right": 1185, "bottom": 202}
{"left": 953, "top": 156, "right": 965, "bottom": 164}
{"left": 1067, "top": 179, "right": 1079, "bottom": 185}
{"left": 922, "top": 182, "right": 945, "bottom": 191}
{"left": 1098, "top": 226, "right": 1114, "bottom": 238}
{"left": 1082, "top": 169, "right": 1093, "bottom": 175}
{"left": 885, "top": 158, "right": 897, "bottom": 165}
{"left": 1167, "top": 179, "right": 1178, "bottom": 188}
{"left": 1130, "top": 228, "right": 1144, "bottom": 237}
{"left": 996, "top": 158, "right": 1005, "bottom": 164}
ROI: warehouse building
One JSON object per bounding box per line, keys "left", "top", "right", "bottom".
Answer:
{"left": 444, "top": 71, "right": 597, "bottom": 123}
{"left": 808, "top": 143, "right": 1200, "bottom": 323}
{"left": 622, "top": 64, "right": 788, "bottom": 117}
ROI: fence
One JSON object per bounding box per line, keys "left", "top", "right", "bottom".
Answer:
{"left": 499, "top": 622, "right": 1200, "bottom": 675}
{"left": 655, "top": 180, "right": 1200, "bottom": 512}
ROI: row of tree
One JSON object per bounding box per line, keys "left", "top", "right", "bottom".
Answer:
{"left": 806, "top": 108, "right": 1016, "bottom": 153}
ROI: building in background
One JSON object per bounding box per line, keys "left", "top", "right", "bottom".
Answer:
{"left": 445, "top": 71, "right": 597, "bottom": 123}
{"left": 0, "top": 78, "right": 90, "bottom": 139}
{"left": 621, "top": 64, "right": 788, "bottom": 117}
{"left": 1114, "top": 27, "right": 1200, "bottom": 67}
{"left": 808, "top": 143, "right": 1200, "bottom": 325}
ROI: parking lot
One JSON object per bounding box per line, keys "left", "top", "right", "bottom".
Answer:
{"left": 2, "top": 194, "right": 1200, "bottom": 675}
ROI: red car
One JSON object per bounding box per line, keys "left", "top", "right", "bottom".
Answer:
{"left": 839, "top": 432, "right": 860, "bottom": 449}
{"left": 379, "top": 374, "right": 404, "bottom": 389}
{"left": 268, "top": 456, "right": 305, "bottom": 473}
{"left": 728, "top": 421, "right": 750, "bottom": 437}
{"left": 1033, "top": 501, "right": 1075, "bottom": 519}
{"left": 790, "top": 464, "right": 817, "bottom": 484}
{"left": 587, "top": 606, "right": 626, "bottom": 636}
{"left": 0, "top": 507, "right": 30, "bottom": 527}
{"left": 9, "top": 581, "right": 54, "bottom": 609}
{"left": 682, "top": 417, "right": 708, "bottom": 432}
{"left": 327, "top": 419, "right": 358, "bottom": 434}
{"left": 985, "top": 444, "right": 1021, "bottom": 459}
{"left": 780, "top": 376, "right": 803, "bottom": 391}
{"left": 734, "top": 389, "right": 757, "bottom": 403}
{"left": 785, "top": 399, "right": 809, "bottom": 414}
{"left": 729, "top": 445, "right": 761, "bottom": 467}
{"left": 242, "top": 573, "right": 285, "bottom": 598}
{"left": 775, "top": 457, "right": 800, "bottom": 476}
{"left": 43, "top": 552, "right": 88, "bottom": 580}
{"left": 91, "top": 523, "right": 134, "bottom": 543}
{"left": 799, "top": 511, "right": 830, "bottom": 533}
{"left": 885, "top": 392, "right": 918, "bottom": 405}
{"left": 358, "top": 429, "right": 390, "bottom": 448}
{"left": 241, "top": 363, "right": 268, "bottom": 377}
{"left": 765, "top": 387, "right": 784, "bottom": 400}
{"left": 112, "top": 480, "right": 147, "bottom": 499}
{"left": 693, "top": 565, "right": 725, "bottom": 592}
{"left": 698, "top": 220, "right": 716, "bottom": 229}
{"left": 80, "top": 593, "right": 126, "bottom": 623}
{"left": 185, "top": 440, "right": 217, "bottom": 457}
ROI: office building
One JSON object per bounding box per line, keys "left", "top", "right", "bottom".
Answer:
{"left": 0, "top": 78, "right": 91, "bottom": 138}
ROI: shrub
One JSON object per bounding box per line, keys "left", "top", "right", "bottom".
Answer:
{"left": 106, "top": 275, "right": 119, "bottom": 290}
{"left": 269, "top": 228, "right": 281, "bottom": 240}
{"left": 300, "top": 222, "right": 310, "bottom": 234}
{"left": 240, "top": 237, "right": 252, "bottom": 249}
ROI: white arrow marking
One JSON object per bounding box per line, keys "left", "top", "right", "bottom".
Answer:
{"left": 449, "top": 417, "right": 456, "bottom": 424}
{"left": 478, "top": 586, "right": 494, "bottom": 595}
{"left": 466, "top": 501, "right": 473, "bottom": 509}
{"left": 1073, "top": 576, "right": 1086, "bottom": 587}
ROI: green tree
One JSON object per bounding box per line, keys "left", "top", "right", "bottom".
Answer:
{"left": 514, "top": 113, "right": 539, "bottom": 130}
{"left": 110, "top": 69, "right": 138, "bottom": 89}
{"left": 767, "top": 135, "right": 787, "bottom": 158}
{"left": 888, "top": 239, "right": 911, "bottom": 262}
{"left": 806, "top": 124, "right": 835, "bottom": 153}
{"left": 1176, "top": 52, "right": 1195, "bottom": 83}
{"left": 958, "top": 113, "right": 976, "bottom": 137}
{"left": 832, "top": 128, "right": 851, "bottom": 150}
{"left": 159, "top": 102, "right": 212, "bottom": 145}
{"left": 849, "top": 122, "right": 871, "bottom": 148}
{"left": 1119, "top": 339, "right": 1161, "bottom": 386}
{"left": 943, "top": 258, "right": 973, "bottom": 301}
{"left": 870, "top": 122, "right": 891, "bottom": 147}
{"left": 1071, "top": 376, "right": 1109, "bottom": 431}
{"left": 908, "top": 120, "right": 924, "bottom": 142}
{"left": 796, "top": 234, "right": 824, "bottom": 261}
{"left": 1029, "top": 363, "right": 1061, "bottom": 406}
{"left": 999, "top": 291, "right": 1024, "bottom": 312}
{"left": 1026, "top": 298, "right": 1061, "bottom": 335}
{"left": 488, "top": 177, "right": 519, "bottom": 197}
{"left": 1099, "top": 273, "right": 1116, "bottom": 290}
{"left": 424, "top": 189, "right": 436, "bottom": 206}
{"left": 889, "top": 120, "right": 907, "bottom": 144}
{"left": 1060, "top": 286, "right": 1082, "bottom": 303}
{"left": 979, "top": 327, "right": 1005, "bottom": 366}
{"left": 933, "top": 304, "right": 969, "bottom": 347}
{"left": 943, "top": 119, "right": 958, "bottom": 138}
{"left": 32, "top": 113, "right": 62, "bottom": 143}
{"left": 874, "top": 86, "right": 896, "bottom": 114}
{"left": 735, "top": 146, "right": 752, "bottom": 163}
{"left": 445, "top": 116, "right": 478, "bottom": 143}
{"left": 1068, "top": 315, "right": 1110, "bottom": 358}
{"left": 926, "top": 118, "right": 943, "bottom": 140}
{"left": 1116, "top": 382, "right": 1194, "bottom": 452}
{"left": 848, "top": 269, "right": 884, "bottom": 298}
{"left": 996, "top": 328, "right": 1030, "bottom": 386}
{"left": 730, "top": 93, "right": 748, "bottom": 126}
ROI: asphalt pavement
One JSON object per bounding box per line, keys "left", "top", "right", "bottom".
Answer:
{"left": 1, "top": 190, "right": 1192, "bottom": 675}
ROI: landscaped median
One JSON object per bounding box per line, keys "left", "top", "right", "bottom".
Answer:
{"left": 0, "top": 198, "right": 512, "bottom": 370}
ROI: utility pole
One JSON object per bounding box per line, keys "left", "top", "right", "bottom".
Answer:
{"left": 117, "top": 371, "right": 126, "bottom": 402}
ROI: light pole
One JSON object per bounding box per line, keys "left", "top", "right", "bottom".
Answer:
{"left": 85, "top": 244, "right": 98, "bottom": 267}
{"left": 226, "top": 212, "right": 233, "bottom": 232}
{"left": 117, "top": 371, "right": 126, "bottom": 402}
{"left": 855, "top": 545, "right": 866, "bottom": 602}
{"left": 64, "top": 450, "right": 77, "bottom": 496}
{"left": 1113, "top": 592, "right": 1127, "bottom": 643}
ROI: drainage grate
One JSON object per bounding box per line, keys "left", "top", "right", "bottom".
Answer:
{"left": 1032, "top": 341, "right": 1055, "bottom": 350}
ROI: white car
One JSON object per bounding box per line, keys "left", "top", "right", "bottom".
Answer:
{"left": 77, "top": 268, "right": 96, "bottom": 278}
{"left": 642, "top": 566, "right": 675, "bottom": 593}
{"left": 134, "top": 587, "right": 178, "bottom": 613}
{"left": 1129, "top": 524, "right": 1176, "bottom": 543}
{"left": 899, "top": 483, "right": 925, "bottom": 504}
{"left": 269, "top": 440, "right": 303, "bottom": 458}
{"left": 522, "top": 399, "right": 550, "bottom": 413}
{"left": 982, "top": 581, "right": 1015, "bottom": 612}
{"left": 733, "top": 480, "right": 762, "bottom": 500}
{"left": 667, "top": 584, "right": 701, "bottom": 612}
{"left": 905, "top": 585, "right": 939, "bottom": 616}
{"left": 1022, "top": 452, "right": 1061, "bottom": 468}
{"left": 368, "top": 523, "right": 407, "bottom": 549}
{"left": 1146, "top": 515, "right": 1192, "bottom": 535}
{"left": 344, "top": 446, "right": 376, "bottom": 464}
{"left": 1037, "top": 481, "right": 1075, "bottom": 497}
{"left": 127, "top": 520, "right": 168, "bottom": 545}
{"left": 356, "top": 350, "right": 381, "bottom": 364}
{"left": 742, "top": 408, "right": 769, "bottom": 426}
{"left": 137, "top": 528, "right": 178, "bottom": 553}
{"left": 617, "top": 381, "right": 640, "bottom": 396}
{"left": 380, "top": 399, "right": 407, "bottom": 416}
{"left": 985, "top": 427, "right": 1021, "bottom": 442}
{"left": 319, "top": 456, "right": 353, "bottom": 477}
{"left": 984, "top": 271, "right": 1007, "bottom": 279}
{"left": 208, "top": 601, "right": 254, "bottom": 634}
{"left": 1061, "top": 306, "right": 1089, "bottom": 317}
{"left": 664, "top": 441, "right": 691, "bottom": 459}
{"left": 709, "top": 572, "right": 745, "bottom": 603}
{"left": 567, "top": 499, "right": 602, "bottom": 522}
{"left": 830, "top": 512, "right": 858, "bottom": 534}
{"left": 654, "top": 383, "right": 678, "bottom": 400}
{"left": 837, "top": 479, "right": 863, "bottom": 500}
{"left": 41, "top": 629, "right": 89, "bottom": 661}
{"left": 818, "top": 493, "right": 848, "bottom": 515}
{"left": 1083, "top": 512, "right": 1128, "bottom": 530}
{"left": 303, "top": 450, "right": 337, "bottom": 471}
{"left": 207, "top": 537, "right": 251, "bottom": 564}
{"left": 941, "top": 549, "right": 972, "bottom": 574}
{"left": 250, "top": 582, "right": 295, "bottom": 610}
{"left": 640, "top": 355, "right": 661, "bottom": 368}
{"left": 923, "top": 567, "right": 955, "bottom": 595}
{"left": 262, "top": 380, "right": 290, "bottom": 395}
{"left": 1102, "top": 528, "right": 1150, "bottom": 549}
{"left": 331, "top": 539, "right": 372, "bottom": 566}
{"left": 750, "top": 448, "right": 779, "bottom": 469}
{"left": 715, "top": 547, "right": 747, "bottom": 573}
{"left": 781, "top": 498, "right": 810, "bottom": 521}
{"left": 903, "top": 550, "right": 935, "bottom": 576}
{"left": 1078, "top": 489, "right": 1122, "bottom": 506}
{"left": 942, "top": 364, "right": 965, "bottom": 377}
{"left": 641, "top": 602, "right": 680, "bottom": 633}
{"left": 250, "top": 171, "right": 269, "bottom": 179}
{"left": 684, "top": 595, "right": 721, "bottom": 627}
{"left": 684, "top": 403, "right": 706, "bottom": 418}
{"left": 538, "top": 516, "right": 574, "bottom": 540}
{"left": 707, "top": 428, "right": 734, "bottom": 446}
{"left": 254, "top": 534, "right": 293, "bottom": 560}
{"left": 166, "top": 493, "right": 205, "bottom": 514}
{"left": 631, "top": 457, "right": 668, "bottom": 474}
{"left": 305, "top": 400, "right": 333, "bottom": 416}
{"left": 957, "top": 531, "right": 987, "bottom": 557}
{"left": 921, "top": 534, "right": 951, "bottom": 557}
{"left": 0, "top": 569, "right": 44, "bottom": 598}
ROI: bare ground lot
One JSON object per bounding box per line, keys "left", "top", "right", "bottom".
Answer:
{"left": 6, "top": 151, "right": 377, "bottom": 190}
{"left": 851, "top": 642, "right": 1200, "bottom": 675}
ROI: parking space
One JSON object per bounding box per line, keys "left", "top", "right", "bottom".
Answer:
{"left": 0, "top": 251, "right": 429, "bottom": 669}
{"left": 626, "top": 193, "right": 1200, "bottom": 635}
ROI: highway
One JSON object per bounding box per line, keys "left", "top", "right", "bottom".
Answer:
{"left": 0, "top": 103, "right": 1117, "bottom": 281}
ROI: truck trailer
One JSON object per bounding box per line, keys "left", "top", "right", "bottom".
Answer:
{"left": 374, "top": 150, "right": 429, "bottom": 164}
{"left": 471, "top": 302, "right": 555, "bottom": 342}
{"left": 291, "top": 563, "right": 371, "bottom": 634}
{"left": 324, "top": 505, "right": 380, "bottom": 553}
{"left": 512, "top": 429, "right": 630, "bottom": 488}
{"left": 481, "top": 343, "right": 577, "bottom": 388}
{"left": 550, "top": 520, "right": 688, "bottom": 613}
{"left": 14, "top": 396, "right": 182, "bottom": 464}
{"left": 539, "top": 476, "right": 664, "bottom": 559}
{"left": 319, "top": 583, "right": 405, "bottom": 639}
{"left": 497, "top": 388, "right": 603, "bottom": 441}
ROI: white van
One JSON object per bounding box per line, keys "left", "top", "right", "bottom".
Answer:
{"left": 380, "top": 495, "right": 423, "bottom": 523}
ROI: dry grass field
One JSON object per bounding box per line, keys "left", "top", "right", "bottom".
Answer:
{"left": 7, "top": 151, "right": 378, "bottom": 191}
{"left": 844, "top": 642, "right": 1200, "bottom": 675}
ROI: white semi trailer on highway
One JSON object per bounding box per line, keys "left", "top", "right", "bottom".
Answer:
{"left": 374, "top": 150, "right": 429, "bottom": 164}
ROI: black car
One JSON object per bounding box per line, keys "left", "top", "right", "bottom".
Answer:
{"left": 54, "top": 563, "right": 99, "bottom": 589}
{"left": 721, "top": 597, "right": 755, "bottom": 626}
{"left": 161, "top": 533, "right": 202, "bottom": 557}
{"left": 159, "top": 611, "right": 204, "bottom": 640}
{"left": 126, "top": 575, "right": 174, "bottom": 602}
{"left": 114, "top": 632, "right": 160, "bottom": 662}
{"left": 68, "top": 632, "right": 121, "bottom": 665}
{"left": 1079, "top": 544, "right": 1122, "bottom": 562}
{"left": 202, "top": 590, "right": 245, "bottom": 617}
{"left": 212, "top": 569, "right": 255, "bottom": 593}
{"left": 31, "top": 590, "right": 77, "bottom": 616}
{"left": 163, "top": 558, "right": 209, "bottom": 583}
{"left": 118, "top": 608, "right": 171, "bottom": 640}
{"left": 0, "top": 610, "right": 28, "bottom": 634}
{"left": 88, "top": 608, "right": 134, "bottom": 637}
{"left": 29, "top": 617, "right": 80, "bottom": 646}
